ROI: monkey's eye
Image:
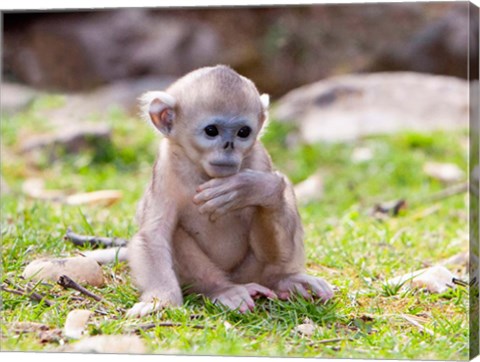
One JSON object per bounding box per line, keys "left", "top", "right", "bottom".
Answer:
{"left": 237, "top": 126, "right": 252, "bottom": 138}
{"left": 204, "top": 125, "right": 219, "bottom": 137}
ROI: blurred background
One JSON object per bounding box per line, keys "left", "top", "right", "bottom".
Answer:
{"left": 3, "top": 2, "right": 477, "bottom": 95}
{"left": 1, "top": 3, "right": 477, "bottom": 357}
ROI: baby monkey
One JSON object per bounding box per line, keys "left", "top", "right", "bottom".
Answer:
{"left": 127, "top": 65, "right": 333, "bottom": 317}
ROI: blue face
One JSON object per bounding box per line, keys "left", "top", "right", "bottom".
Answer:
{"left": 194, "top": 115, "right": 258, "bottom": 178}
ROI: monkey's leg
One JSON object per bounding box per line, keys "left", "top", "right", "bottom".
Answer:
{"left": 127, "top": 231, "right": 183, "bottom": 317}
{"left": 249, "top": 176, "right": 334, "bottom": 302}
{"left": 174, "top": 228, "right": 276, "bottom": 313}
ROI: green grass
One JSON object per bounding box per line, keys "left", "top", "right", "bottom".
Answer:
{"left": 1, "top": 95, "right": 469, "bottom": 359}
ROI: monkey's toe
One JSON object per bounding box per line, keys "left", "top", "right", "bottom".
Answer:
{"left": 126, "top": 301, "right": 161, "bottom": 318}
{"left": 277, "top": 273, "right": 334, "bottom": 302}
{"left": 244, "top": 283, "right": 277, "bottom": 300}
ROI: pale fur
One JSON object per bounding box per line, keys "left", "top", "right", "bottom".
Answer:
{"left": 126, "top": 65, "right": 333, "bottom": 317}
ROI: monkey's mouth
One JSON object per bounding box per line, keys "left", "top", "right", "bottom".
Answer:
{"left": 207, "top": 162, "right": 239, "bottom": 177}
{"left": 209, "top": 161, "right": 237, "bottom": 168}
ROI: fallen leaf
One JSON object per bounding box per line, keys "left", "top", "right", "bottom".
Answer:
{"left": 294, "top": 318, "right": 316, "bottom": 337}
{"left": 22, "top": 178, "right": 66, "bottom": 201}
{"left": 64, "top": 309, "right": 93, "bottom": 339}
{"left": 294, "top": 172, "right": 324, "bottom": 204}
{"left": 11, "top": 321, "right": 49, "bottom": 333}
{"left": 39, "top": 329, "right": 63, "bottom": 344}
{"left": 68, "top": 335, "right": 147, "bottom": 354}
{"left": 386, "top": 265, "right": 456, "bottom": 294}
{"left": 23, "top": 256, "right": 105, "bottom": 287}
{"left": 423, "top": 162, "right": 465, "bottom": 183}
{"left": 64, "top": 190, "right": 123, "bottom": 206}
{"left": 10, "top": 322, "right": 62, "bottom": 343}
{"left": 21, "top": 179, "right": 122, "bottom": 207}
{"left": 400, "top": 314, "right": 434, "bottom": 336}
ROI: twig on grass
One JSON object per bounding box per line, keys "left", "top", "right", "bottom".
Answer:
{"left": 1, "top": 283, "right": 54, "bottom": 307}
{"left": 419, "top": 182, "right": 468, "bottom": 204}
{"left": 452, "top": 278, "right": 469, "bottom": 287}
{"left": 134, "top": 322, "right": 205, "bottom": 332}
{"left": 57, "top": 275, "right": 102, "bottom": 302}
{"left": 64, "top": 227, "right": 128, "bottom": 248}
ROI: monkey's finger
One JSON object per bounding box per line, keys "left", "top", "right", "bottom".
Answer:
{"left": 197, "top": 177, "right": 232, "bottom": 192}
{"left": 308, "top": 279, "right": 334, "bottom": 301}
{"left": 244, "top": 283, "right": 278, "bottom": 299}
{"left": 292, "top": 283, "right": 313, "bottom": 300}
{"left": 199, "top": 192, "right": 237, "bottom": 215}
{"left": 193, "top": 185, "right": 232, "bottom": 204}
{"left": 209, "top": 199, "right": 241, "bottom": 221}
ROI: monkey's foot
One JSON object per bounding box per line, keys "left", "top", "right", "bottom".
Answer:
{"left": 211, "top": 283, "right": 277, "bottom": 313}
{"left": 126, "top": 301, "right": 163, "bottom": 318}
{"left": 126, "top": 292, "right": 183, "bottom": 318}
{"left": 276, "top": 273, "right": 334, "bottom": 302}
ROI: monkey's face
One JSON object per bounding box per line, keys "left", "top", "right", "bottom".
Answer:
{"left": 141, "top": 66, "right": 270, "bottom": 179}
{"left": 189, "top": 114, "right": 260, "bottom": 178}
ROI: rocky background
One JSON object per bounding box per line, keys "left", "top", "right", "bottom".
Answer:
{"left": 3, "top": 2, "right": 477, "bottom": 96}
{"left": 1, "top": 2, "right": 477, "bottom": 147}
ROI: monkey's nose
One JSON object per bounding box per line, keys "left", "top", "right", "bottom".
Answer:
{"left": 223, "top": 141, "right": 234, "bottom": 150}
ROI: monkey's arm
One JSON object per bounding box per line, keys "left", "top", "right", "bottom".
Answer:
{"left": 194, "top": 170, "right": 334, "bottom": 301}
{"left": 193, "top": 169, "right": 286, "bottom": 221}
{"left": 127, "top": 202, "right": 183, "bottom": 317}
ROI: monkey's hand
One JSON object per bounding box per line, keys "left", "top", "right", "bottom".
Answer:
{"left": 194, "top": 170, "right": 285, "bottom": 221}
{"left": 276, "top": 273, "right": 334, "bottom": 302}
{"left": 126, "top": 290, "right": 183, "bottom": 318}
{"left": 210, "top": 283, "right": 277, "bottom": 313}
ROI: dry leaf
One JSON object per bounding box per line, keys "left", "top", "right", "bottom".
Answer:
{"left": 400, "top": 314, "right": 434, "bottom": 336}
{"left": 22, "top": 178, "right": 65, "bottom": 201}
{"left": 64, "top": 310, "right": 93, "bottom": 339}
{"left": 294, "top": 318, "right": 316, "bottom": 337}
{"left": 23, "top": 256, "right": 105, "bottom": 287}
{"left": 22, "top": 179, "right": 122, "bottom": 207}
{"left": 69, "top": 335, "right": 146, "bottom": 354}
{"left": 11, "top": 321, "right": 49, "bottom": 333}
{"left": 294, "top": 172, "right": 324, "bottom": 204}
{"left": 423, "top": 162, "right": 465, "bottom": 183}
{"left": 387, "top": 265, "right": 456, "bottom": 294}
{"left": 10, "top": 322, "right": 62, "bottom": 343}
{"left": 64, "top": 190, "right": 122, "bottom": 206}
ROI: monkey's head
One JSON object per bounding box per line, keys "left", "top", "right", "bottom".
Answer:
{"left": 141, "top": 65, "right": 269, "bottom": 178}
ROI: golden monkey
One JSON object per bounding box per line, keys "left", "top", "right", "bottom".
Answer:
{"left": 127, "top": 65, "right": 333, "bottom": 317}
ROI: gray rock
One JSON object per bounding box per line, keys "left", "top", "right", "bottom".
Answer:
{"left": 4, "top": 3, "right": 468, "bottom": 97}
{"left": 41, "top": 76, "right": 174, "bottom": 127}
{"left": 1, "top": 82, "right": 37, "bottom": 115}
{"left": 19, "top": 122, "right": 112, "bottom": 154}
{"left": 371, "top": 4, "right": 476, "bottom": 79}
{"left": 274, "top": 72, "right": 468, "bottom": 143}
{"left": 4, "top": 10, "right": 219, "bottom": 91}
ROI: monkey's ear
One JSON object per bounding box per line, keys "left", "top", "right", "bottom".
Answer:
{"left": 260, "top": 93, "right": 270, "bottom": 110}
{"left": 139, "top": 91, "right": 177, "bottom": 136}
